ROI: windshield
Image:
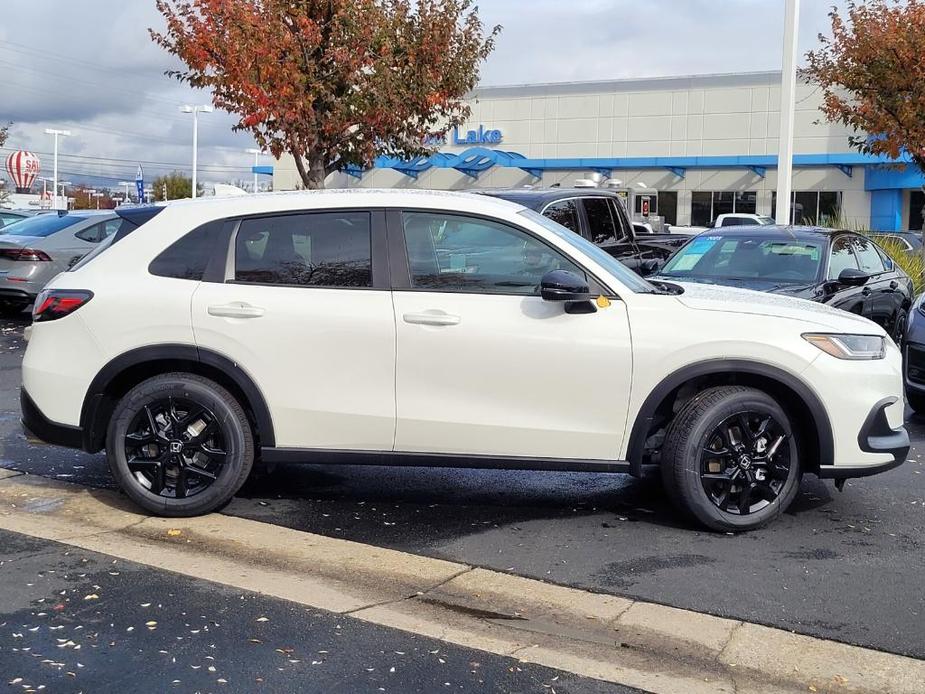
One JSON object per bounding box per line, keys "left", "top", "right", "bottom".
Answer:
{"left": 1, "top": 214, "right": 82, "bottom": 238}
{"left": 519, "top": 208, "right": 655, "bottom": 293}
{"left": 660, "top": 234, "right": 823, "bottom": 284}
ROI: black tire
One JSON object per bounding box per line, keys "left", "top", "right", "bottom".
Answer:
{"left": 106, "top": 373, "right": 254, "bottom": 517}
{"left": 907, "top": 390, "right": 925, "bottom": 415}
{"left": 660, "top": 386, "right": 801, "bottom": 532}
{"left": 892, "top": 308, "right": 908, "bottom": 347}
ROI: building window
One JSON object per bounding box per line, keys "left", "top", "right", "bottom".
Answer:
{"left": 772, "top": 191, "right": 842, "bottom": 225}
{"left": 659, "top": 191, "right": 678, "bottom": 226}
{"left": 690, "top": 191, "right": 758, "bottom": 226}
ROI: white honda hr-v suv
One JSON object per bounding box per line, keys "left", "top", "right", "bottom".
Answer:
{"left": 21, "top": 190, "right": 909, "bottom": 531}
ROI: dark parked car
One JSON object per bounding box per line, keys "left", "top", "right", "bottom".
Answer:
{"left": 652, "top": 226, "right": 913, "bottom": 344}
{"left": 901, "top": 294, "right": 925, "bottom": 413}
{"left": 870, "top": 231, "right": 924, "bottom": 254}
{"left": 477, "top": 188, "right": 689, "bottom": 273}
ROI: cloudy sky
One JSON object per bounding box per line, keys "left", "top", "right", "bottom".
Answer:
{"left": 1, "top": 0, "right": 850, "bottom": 190}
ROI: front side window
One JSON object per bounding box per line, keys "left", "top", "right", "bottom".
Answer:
{"left": 583, "top": 197, "right": 618, "bottom": 245}
{"left": 542, "top": 199, "right": 579, "bottom": 233}
{"left": 828, "top": 236, "right": 859, "bottom": 279}
{"left": 402, "top": 211, "right": 583, "bottom": 294}
{"left": 234, "top": 212, "right": 371, "bottom": 288}
{"left": 852, "top": 236, "right": 885, "bottom": 274}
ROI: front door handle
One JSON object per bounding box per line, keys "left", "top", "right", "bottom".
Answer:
{"left": 890, "top": 280, "right": 899, "bottom": 290}
{"left": 208, "top": 302, "right": 265, "bottom": 319}
{"left": 403, "top": 311, "right": 461, "bottom": 327}
{"left": 861, "top": 287, "right": 872, "bottom": 296}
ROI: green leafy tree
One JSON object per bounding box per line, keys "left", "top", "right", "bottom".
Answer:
{"left": 152, "top": 0, "right": 499, "bottom": 188}
{"left": 152, "top": 171, "right": 202, "bottom": 200}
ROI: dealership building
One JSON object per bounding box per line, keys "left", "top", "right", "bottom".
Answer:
{"left": 272, "top": 70, "right": 924, "bottom": 231}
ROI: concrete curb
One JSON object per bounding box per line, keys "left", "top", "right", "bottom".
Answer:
{"left": 0, "top": 473, "right": 921, "bottom": 694}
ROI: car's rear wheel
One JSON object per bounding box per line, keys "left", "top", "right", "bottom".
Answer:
{"left": 661, "top": 386, "right": 800, "bottom": 532}
{"left": 892, "top": 308, "right": 908, "bottom": 347}
{"left": 106, "top": 373, "right": 254, "bottom": 517}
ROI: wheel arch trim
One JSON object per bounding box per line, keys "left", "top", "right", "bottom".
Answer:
{"left": 80, "top": 344, "right": 275, "bottom": 452}
{"left": 625, "top": 359, "right": 834, "bottom": 474}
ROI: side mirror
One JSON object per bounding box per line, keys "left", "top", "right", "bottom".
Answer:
{"left": 540, "top": 269, "right": 592, "bottom": 302}
{"left": 838, "top": 267, "right": 871, "bottom": 287}
{"left": 639, "top": 259, "right": 660, "bottom": 277}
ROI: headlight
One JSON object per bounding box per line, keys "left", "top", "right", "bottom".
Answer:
{"left": 802, "top": 333, "right": 885, "bottom": 360}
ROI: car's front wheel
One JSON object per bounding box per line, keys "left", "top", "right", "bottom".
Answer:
{"left": 660, "top": 386, "right": 800, "bottom": 532}
{"left": 106, "top": 373, "right": 254, "bottom": 517}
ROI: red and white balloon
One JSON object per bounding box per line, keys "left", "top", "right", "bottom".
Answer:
{"left": 5, "top": 151, "right": 41, "bottom": 193}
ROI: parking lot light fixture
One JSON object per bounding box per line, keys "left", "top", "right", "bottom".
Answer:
{"left": 246, "top": 148, "right": 264, "bottom": 193}
{"left": 44, "top": 128, "right": 72, "bottom": 210}
{"left": 180, "top": 105, "right": 213, "bottom": 199}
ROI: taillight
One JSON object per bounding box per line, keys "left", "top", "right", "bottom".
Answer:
{"left": 33, "top": 290, "right": 94, "bottom": 322}
{"left": 0, "top": 248, "right": 52, "bottom": 262}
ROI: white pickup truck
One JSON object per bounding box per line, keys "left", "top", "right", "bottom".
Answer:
{"left": 670, "top": 213, "right": 776, "bottom": 235}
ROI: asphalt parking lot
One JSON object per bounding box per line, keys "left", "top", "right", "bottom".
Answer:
{"left": 1, "top": 315, "right": 922, "bottom": 662}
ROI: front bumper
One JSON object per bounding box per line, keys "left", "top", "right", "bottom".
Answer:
{"left": 817, "top": 397, "right": 909, "bottom": 479}
{"left": 21, "top": 388, "right": 84, "bottom": 449}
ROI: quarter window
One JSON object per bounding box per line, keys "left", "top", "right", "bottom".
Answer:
{"left": 234, "top": 212, "right": 372, "bottom": 288}
{"left": 150, "top": 220, "right": 226, "bottom": 281}
{"left": 582, "top": 197, "right": 618, "bottom": 244}
{"left": 402, "top": 211, "right": 584, "bottom": 294}
{"left": 542, "top": 199, "right": 579, "bottom": 233}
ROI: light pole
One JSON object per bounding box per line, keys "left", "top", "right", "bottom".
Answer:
{"left": 86, "top": 189, "right": 97, "bottom": 208}
{"left": 246, "top": 148, "right": 264, "bottom": 193}
{"left": 92, "top": 192, "right": 104, "bottom": 209}
{"left": 44, "top": 129, "right": 72, "bottom": 210}
{"left": 180, "top": 104, "right": 213, "bottom": 198}
{"left": 118, "top": 181, "right": 134, "bottom": 204}
{"left": 58, "top": 181, "right": 71, "bottom": 210}
{"left": 775, "top": 0, "right": 800, "bottom": 225}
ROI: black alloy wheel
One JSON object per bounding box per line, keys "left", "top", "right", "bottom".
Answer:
{"left": 700, "top": 411, "right": 791, "bottom": 516}
{"left": 123, "top": 396, "right": 226, "bottom": 499}
{"left": 107, "top": 373, "right": 254, "bottom": 517}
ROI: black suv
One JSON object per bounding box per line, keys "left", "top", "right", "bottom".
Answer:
{"left": 477, "top": 188, "right": 689, "bottom": 273}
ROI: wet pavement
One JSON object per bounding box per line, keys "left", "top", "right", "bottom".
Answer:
{"left": 1, "top": 315, "right": 923, "bottom": 661}
{"left": 0, "top": 529, "right": 633, "bottom": 693}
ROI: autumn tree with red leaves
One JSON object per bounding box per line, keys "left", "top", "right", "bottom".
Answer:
{"left": 803, "top": 1, "right": 925, "bottom": 180}
{"left": 152, "top": 0, "right": 499, "bottom": 189}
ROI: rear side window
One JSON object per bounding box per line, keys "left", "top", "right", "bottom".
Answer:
{"left": 582, "top": 197, "right": 618, "bottom": 244}
{"left": 2, "top": 214, "right": 81, "bottom": 237}
{"left": 234, "top": 212, "right": 372, "bottom": 288}
{"left": 542, "top": 200, "right": 579, "bottom": 233}
{"left": 149, "top": 220, "right": 225, "bottom": 281}
{"left": 852, "top": 236, "right": 885, "bottom": 274}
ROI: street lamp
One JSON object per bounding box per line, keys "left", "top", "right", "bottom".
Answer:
{"left": 118, "top": 181, "right": 134, "bottom": 204}
{"left": 775, "top": 0, "right": 800, "bottom": 224}
{"left": 246, "top": 148, "right": 264, "bottom": 193}
{"left": 85, "top": 189, "right": 97, "bottom": 207}
{"left": 92, "top": 191, "right": 104, "bottom": 210}
{"left": 44, "top": 129, "right": 72, "bottom": 210}
{"left": 180, "top": 104, "right": 213, "bottom": 199}
{"left": 58, "top": 181, "right": 71, "bottom": 210}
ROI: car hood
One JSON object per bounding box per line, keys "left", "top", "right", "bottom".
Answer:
{"left": 670, "top": 281, "right": 882, "bottom": 333}
{"left": 654, "top": 275, "right": 816, "bottom": 295}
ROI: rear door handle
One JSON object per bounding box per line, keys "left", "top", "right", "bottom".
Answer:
{"left": 890, "top": 280, "right": 899, "bottom": 290}
{"left": 208, "top": 302, "right": 265, "bottom": 319}
{"left": 403, "top": 312, "right": 461, "bottom": 327}
{"left": 861, "top": 287, "right": 872, "bottom": 296}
